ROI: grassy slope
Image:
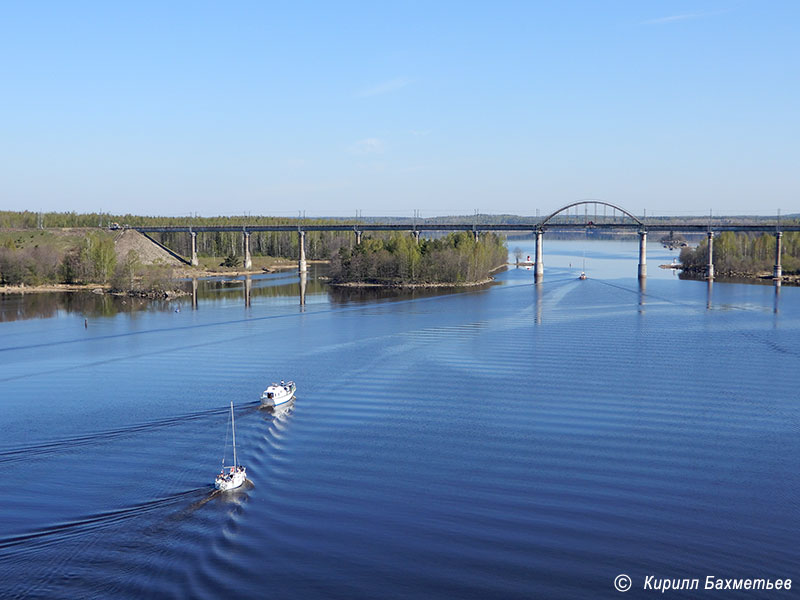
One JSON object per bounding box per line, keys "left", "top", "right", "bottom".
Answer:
{"left": 0, "top": 228, "right": 115, "bottom": 254}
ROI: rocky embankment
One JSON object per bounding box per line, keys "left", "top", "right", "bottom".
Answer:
{"left": 113, "top": 229, "right": 184, "bottom": 266}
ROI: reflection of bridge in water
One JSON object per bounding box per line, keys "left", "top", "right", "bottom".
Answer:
{"left": 137, "top": 202, "right": 799, "bottom": 289}
{"left": 188, "top": 271, "right": 318, "bottom": 311}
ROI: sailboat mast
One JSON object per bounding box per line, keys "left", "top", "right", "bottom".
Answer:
{"left": 231, "top": 401, "right": 237, "bottom": 468}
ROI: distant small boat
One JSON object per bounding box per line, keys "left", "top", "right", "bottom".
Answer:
{"left": 215, "top": 401, "right": 247, "bottom": 491}
{"left": 579, "top": 271, "right": 587, "bottom": 280}
{"left": 579, "top": 254, "right": 587, "bottom": 280}
{"left": 261, "top": 380, "right": 296, "bottom": 407}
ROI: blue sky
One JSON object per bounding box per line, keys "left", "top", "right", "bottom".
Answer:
{"left": 1, "top": 1, "right": 798, "bottom": 217}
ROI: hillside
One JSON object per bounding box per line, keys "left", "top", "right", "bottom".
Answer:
{"left": 113, "top": 229, "right": 184, "bottom": 266}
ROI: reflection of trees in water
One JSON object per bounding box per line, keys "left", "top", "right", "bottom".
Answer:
{"left": 1, "top": 273, "right": 324, "bottom": 321}
{"left": 0, "top": 268, "right": 494, "bottom": 321}
{"left": 677, "top": 272, "right": 779, "bottom": 286}
{"left": 0, "top": 294, "right": 58, "bottom": 322}
{"left": 326, "top": 283, "right": 492, "bottom": 305}
{"left": 0, "top": 291, "right": 173, "bottom": 322}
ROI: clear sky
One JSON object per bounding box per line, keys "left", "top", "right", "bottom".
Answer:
{"left": 1, "top": 1, "right": 798, "bottom": 218}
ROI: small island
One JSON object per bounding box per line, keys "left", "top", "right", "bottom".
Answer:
{"left": 678, "top": 230, "right": 800, "bottom": 283}
{"left": 329, "top": 232, "right": 508, "bottom": 287}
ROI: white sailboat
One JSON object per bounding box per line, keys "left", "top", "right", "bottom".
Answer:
{"left": 579, "top": 252, "right": 587, "bottom": 280}
{"left": 215, "top": 401, "right": 247, "bottom": 491}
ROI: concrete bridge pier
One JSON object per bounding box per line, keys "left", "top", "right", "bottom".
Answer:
{"left": 355, "top": 230, "right": 362, "bottom": 245}
{"left": 191, "top": 277, "right": 198, "bottom": 310}
{"left": 638, "top": 231, "right": 647, "bottom": 279}
{"left": 773, "top": 232, "right": 783, "bottom": 285}
{"left": 472, "top": 228, "right": 479, "bottom": 242}
{"left": 706, "top": 232, "right": 715, "bottom": 280}
{"left": 298, "top": 230, "right": 307, "bottom": 274}
{"left": 190, "top": 231, "right": 199, "bottom": 267}
{"left": 243, "top": 231, "right": 252, "bottom": 269}
{"left": 413, "top": 230, "right": 420, "bottom": 244}
{"left": 534, "top": 230, "right": 544, "bottom": 280}
{"left": 300, "top": 271, "right": 307, "bottom": 310}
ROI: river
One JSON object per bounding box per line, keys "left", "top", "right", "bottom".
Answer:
{"left": 1, "top": 240, "right": 797, "bottom": 599}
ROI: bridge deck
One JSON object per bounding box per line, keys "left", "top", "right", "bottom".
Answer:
{"left": 133, "top": 223, "right": 800, "bottom": 234}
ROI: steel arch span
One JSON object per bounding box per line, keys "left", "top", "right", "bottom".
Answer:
{"left": 540, "top": 201, "right": 643, "bottom": 227}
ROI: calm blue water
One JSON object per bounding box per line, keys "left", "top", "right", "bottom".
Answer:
{"left": 1, "top": 240, "right": 798, "bottom": 599}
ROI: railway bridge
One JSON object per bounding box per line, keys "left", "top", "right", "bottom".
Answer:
{"left": 134, "top": 201, "right": 798, "bottom": 284}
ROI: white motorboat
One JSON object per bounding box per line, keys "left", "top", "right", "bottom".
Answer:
{"left": 215, "top": 401, "right": 247, "bottom": 491}
{"left": 261, "top": 380, "right": 296, "bottom": 407}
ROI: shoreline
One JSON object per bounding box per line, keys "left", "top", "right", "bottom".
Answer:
{"left": 1, "top": 283, "right": 113, "bottom": 294}
{"left": 172, "top": 258, "right": 331, "bottom": 278}
{"left": 328, "top": 264, "right": 506, "bottom": 289}
{"left": 0, "top": 282, "right": 190, "bottom": 298}
{"left": 677, "top": 267, "right": 800, "bottom": 285}
{"left": 172, "top": 263, "right": 301, "bottom": 279}
{"left": 328, "top": 276, "right": 497, "bottom": 289}
{"left": 0, "top": 261, "right": 322, "bottom": 295}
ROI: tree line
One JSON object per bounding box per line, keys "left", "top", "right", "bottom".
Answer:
{"left": 330, "top": 232, "right": 508, "bottom": 284}
{"left": 679, "top": 231, "right": 800, "bottom": 275}
{"left": 0, "top": 232, "right": 115, "bottom": 286}
{"left": 0, "top": 211, "right": 362, "bottom": 261}
{"left": 0, "top": 210, "right": 506, "bottom": 263}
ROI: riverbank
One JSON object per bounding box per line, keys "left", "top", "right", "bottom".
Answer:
{"left": 0, "top": 259, "right": 325, "bottom": 295}
{"left": 328, "top": 276, "right": 497, "bottom": 289}
{"left": 328, "top": 264, "right": 506, "bottom": 289}
{"left": 0, "top": 282, "right": 190, "bottom": 298}
{"left": 172, "top": 259, "right": 326, "bottom": 279}
{"left": 0, "top": 283, "right": 111, "bottom": 294}
{"left": 678, "top": 266, "right": 800, "bottom": 285}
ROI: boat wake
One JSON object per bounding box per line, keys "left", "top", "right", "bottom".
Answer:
{"left": 0, "top": 401, "right": 260, "bottom": 466}
{"left": 0, "top": 488, "right": 206, "bottom": 552}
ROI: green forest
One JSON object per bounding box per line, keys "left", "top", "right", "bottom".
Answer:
{"left": 0, "top": 230, "right": 172, "bottom": 293}
{"left": 0, "top": 210, "right": 356, "bottom": 262}
{"left": 1, "top": 211, "right": 510, "bottom": 289}
{"left": 680, "top": 231, "right": 800, "bottom": 275}
{"left": 330, "top": 232, "right": 508, "bottom": 285}
{"left": 1, "top": 230, "right": 114, "bottom": 286}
